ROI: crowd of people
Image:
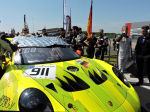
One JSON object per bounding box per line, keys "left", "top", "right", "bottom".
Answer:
{"left": 1, "top": 25, "right": 150, "bottom": 85}
{"left": 5, "top": 26, "right": 109, "bottom": 60}
{"left": 59, "top": 26, "right": 109, "bottom": 60}
{"left": 115, "top": 25, "right": 150, "bottom": 85}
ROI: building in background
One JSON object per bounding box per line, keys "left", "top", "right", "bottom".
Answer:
{"left": 126, "top": 21, "right": 150, "bottom": 50}
{"left": 126, "top": 21, "right": 150, "bottom": 39}
{"left": 39, "top": 28, "right": 60, "bottom": 36}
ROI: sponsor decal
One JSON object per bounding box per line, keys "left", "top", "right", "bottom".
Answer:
{"left": 23, "top": 65, "right": 56, "bottom": 80}
{"left": 75, "top": 58, "right": 87, "bottom": 64}
{"left": 81, "top": 57, "right": 87, "bottom": 60}
{"left": 0, "top": 95, "right": 15, "bottom": 109}
{"left": 80, "top": 61, "right": 90, "bottom": 68}
{"left": 75, "top": 60, "right": 82, "bottom": 64}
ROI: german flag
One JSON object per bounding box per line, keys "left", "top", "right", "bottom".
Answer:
{"left": 87, "top": 0, "right": 93, "bottom": 38}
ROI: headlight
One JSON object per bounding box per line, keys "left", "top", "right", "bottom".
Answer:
{"left": 19, "top": 88, "right": 54, "bottom": 112}
{"left": 112, "top": 67, "right": 130, "bottom": 87}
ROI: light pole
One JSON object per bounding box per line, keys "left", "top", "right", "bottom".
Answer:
{"left": 0, "top": 20, "right": 1, "bottom": 32}
{"left": 63, "top": 0, "right": 64, "bottom": 29}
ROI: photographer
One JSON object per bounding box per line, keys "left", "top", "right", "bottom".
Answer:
{"left": 116, "top": 26, "right": 132, "bottom": 73}
{"left": 135, "top": 26, "right": 150, "bottom": 85}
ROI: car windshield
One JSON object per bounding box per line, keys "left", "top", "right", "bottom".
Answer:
{"left": 14, "top": 47, "right": 80, "bottom": 65}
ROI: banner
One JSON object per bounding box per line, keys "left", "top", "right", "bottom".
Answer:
{"left": 125, "top": 23, "right": 132, "bottom": 36}
{"left": 66, "top": 15, "right": 71, "bottom": 33}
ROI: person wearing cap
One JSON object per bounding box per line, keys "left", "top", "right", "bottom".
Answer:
{"left": 135, "top": 26, "right": 150, "bottom": 85}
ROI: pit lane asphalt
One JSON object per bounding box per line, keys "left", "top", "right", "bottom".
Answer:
{"left": 125, "top": 73, "right": 150, "bottom": 112}
{"left": 134, "top": 85, "right": 150, "bottom": 112}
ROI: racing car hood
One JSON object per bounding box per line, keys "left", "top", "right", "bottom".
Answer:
{"left": 17, "top": 57, "right": 127, "bottom": 112}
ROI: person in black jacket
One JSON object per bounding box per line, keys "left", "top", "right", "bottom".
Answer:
{"left": 94, "top": 29, "right": 106, "bottom": 60}
{"left": 135, "top": 26, "right": 150, "bottom": 85}
{"left": 84, "top": 33, "right": 97, "bottom": 58}
{"left": 70, "top": 26, "right": 79, "bottom": 51}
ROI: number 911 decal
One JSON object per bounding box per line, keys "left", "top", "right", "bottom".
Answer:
{"left": 22, "top": 65, "right": 56, "bottom": 80}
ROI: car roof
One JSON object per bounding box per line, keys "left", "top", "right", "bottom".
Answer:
{"left": 11, "top": 36, "right": 69, "bottom": 47}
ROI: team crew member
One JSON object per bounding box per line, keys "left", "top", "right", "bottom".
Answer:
{"left": 76, "top": 28, "right": 87, "bottom": 56}
{"left": 116, "top": 26, "right": 132, "bottom": 73}
{"left": 70, "top": 26, "right": 78, "bottom": 51}
{"left": 65, "top": 30, "right": 73, "bottom": 44}
{"left": 94, "top": 29, "right": 106, "bottom": 60}
{"left": 84, "top": 33, "right": 97, "bottom": 58}
{"left": 135, "top": 26, "right": 150, "bottom": 85}
{"left": 104, "top": 36, "right": 109, "bottom": 55}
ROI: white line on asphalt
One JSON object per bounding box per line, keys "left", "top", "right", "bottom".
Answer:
{"left": 141, "top": 85, "right": 150, "bottom": 90}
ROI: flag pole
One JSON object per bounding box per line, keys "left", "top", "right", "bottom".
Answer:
{"left": 63, "top": 0, "right": 64, "bottom": 29}
{"left": 24, "top": 14, "right": 26, "bottom": 28}
{"left": 70, "top": 8, "right": 71, "bottom": 28}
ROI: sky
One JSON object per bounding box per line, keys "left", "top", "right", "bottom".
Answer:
{"left": 0, "top": 0, "right": 150, "bottom": 33}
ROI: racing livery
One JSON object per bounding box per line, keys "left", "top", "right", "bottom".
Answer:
{"left": 0, "top": 37, "right": 141, "bottom": 112}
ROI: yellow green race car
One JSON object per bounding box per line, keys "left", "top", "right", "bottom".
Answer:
{"left": 0, "top": 37, "right": 141, "bottom": 112}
